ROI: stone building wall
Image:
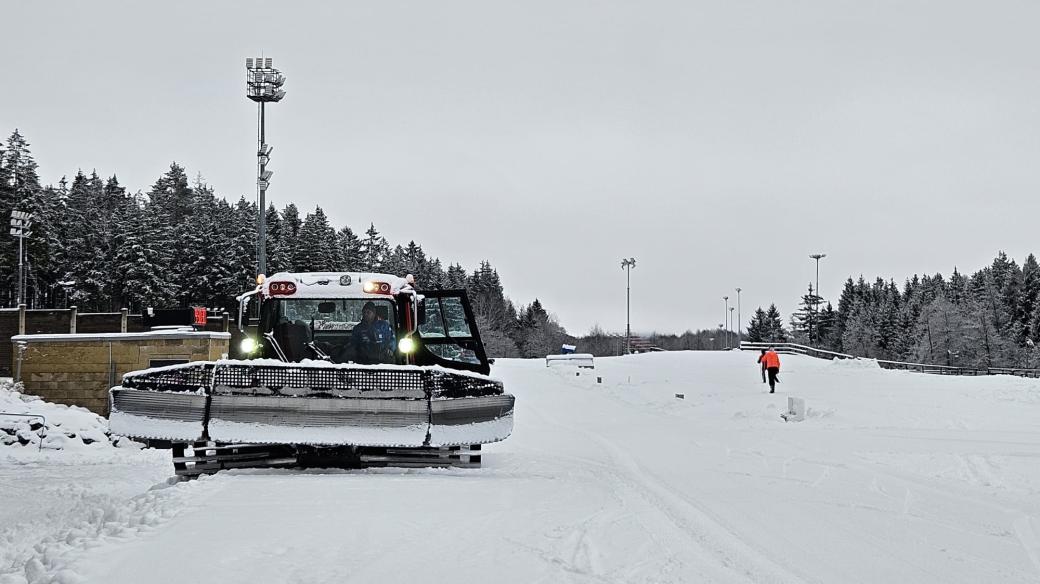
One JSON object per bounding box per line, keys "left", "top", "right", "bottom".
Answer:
{"left": 12, "top": 331, "right": 230, "bottom": 415}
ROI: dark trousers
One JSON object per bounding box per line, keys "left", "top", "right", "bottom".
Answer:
{"left": 761, "top": 366, "right": 767, "bottom": 383}
{"left": 767, "top": 367, "right": 780, "bottom": 392}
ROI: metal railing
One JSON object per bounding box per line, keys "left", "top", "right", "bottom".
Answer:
{"left": 738, "top": 341, "right": 1040, "bottom": 379}
{"left": 0, "top": 412, "right": 46, "bottom": 451}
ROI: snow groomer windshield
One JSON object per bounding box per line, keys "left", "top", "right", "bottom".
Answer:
{"left": 262, "top": 298, "right": 397, "bottom": 364}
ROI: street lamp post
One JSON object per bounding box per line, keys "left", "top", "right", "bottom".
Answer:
{"left": 246, "top": 56, "right": 287, "bottom": 279}
{"left": 809, "top": 253, "right": 826, "bottom": 344}
{"left": 621, "top": 258, "right": 636, "bottom": 354}
{"left": 729, "top": 307, "right": 735, "bottom": 347}
{"left": 735, "top": 287, "right": 742, "bottom": 346}
{"left": 9, "top": 211, "right": 32, "bottom": 306}
{"left": 723, "top": 296, "right": 730, "bottom": 349}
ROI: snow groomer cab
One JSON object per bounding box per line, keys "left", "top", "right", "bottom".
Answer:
{"left": 242, "top": 272, "right": 490, "bottom": 373}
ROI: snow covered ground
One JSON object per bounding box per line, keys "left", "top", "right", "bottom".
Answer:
{"left": 2, "top": 351, "right": 1040, "bottom": 583}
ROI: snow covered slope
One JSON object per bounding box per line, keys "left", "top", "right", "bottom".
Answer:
{"left": 3, "top": 352, "right": 1040, "bottom": 583}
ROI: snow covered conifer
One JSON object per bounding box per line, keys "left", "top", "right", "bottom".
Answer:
{"left": 265, "top": 203, "right": 288, "bottom": 274}
{"left": 445, "top": 263, "right": 467, "bottom": 289}
{"left": 280, "top": 204, "right": 303, "bottom": 271}
{"left": 337, "top": 226, "right": 362, "bottom": 271}
{"left": 359, "top": 223, "right": 389, "bottom": 271}
{"left": 297, "top": 206, "right": 340, "bottom": 271}
{"left": 745, "top": 308, "right": 767, "bottom": 342}
{"left": 790, "top": 283, "right": 823, "bottom": 344}
{"left": 764, "top": 304, "right": 787, "bottom": 342}
{"left": 114, "top": 194, "right": 172, "bottom": 311}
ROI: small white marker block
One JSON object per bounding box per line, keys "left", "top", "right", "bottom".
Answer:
{"left": 781, "top": 397, "right": 805, "bottom": 422}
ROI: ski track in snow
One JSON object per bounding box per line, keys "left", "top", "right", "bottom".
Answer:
{"left": 3, "top": 352, "right": 1040, "bottom": 583}
{"left": 0, "top": 451, "right": 204, "bottom": 584}
{"left": 527, "top": 401, "right": 806, "bottom": 584}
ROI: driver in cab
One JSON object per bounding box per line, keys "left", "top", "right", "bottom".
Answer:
{"left": 351, "top": 301, "right": 395, "bottom": 364}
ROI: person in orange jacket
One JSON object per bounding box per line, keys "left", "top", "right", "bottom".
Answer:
{"left": 756, "top": 349, "right": 767, "bottom": 383}
{"left": 762, "top": 347, "right": 781, "bottom": 393}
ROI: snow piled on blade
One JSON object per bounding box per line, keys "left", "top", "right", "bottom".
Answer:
{"left": 106, "top": 411, "right": 203, "bottom": 442}
{"left": 120, "top": 358, "right": 504, "bottom": 384}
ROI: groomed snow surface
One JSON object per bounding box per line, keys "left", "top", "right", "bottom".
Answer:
{"left": 3, "top": 351, "right": 1040, "bottom": 583}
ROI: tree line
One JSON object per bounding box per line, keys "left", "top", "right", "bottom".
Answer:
{"left": 0, "top": 129, "right": 568, "bottom": 357}
{"left": 746, "top": 252, "right": 1040, "bottom": 368}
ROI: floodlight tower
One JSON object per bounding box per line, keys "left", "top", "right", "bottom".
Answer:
{"left": 246, "top": 56, "right": 286, "bottom": 278}
{"left": 735, "top": 287, "right": 742, "bottom": 345}
{"left": 723, "top": 296, "right": 729, "bottom": 349}
{"left": 9, "top": 211, "right": 31, "bottom": 306}
{"left": 809, "top": 253, "right": 826, "bottom": 344}
{"left": 621, "top": 258, "right": 636, "bottom": 354}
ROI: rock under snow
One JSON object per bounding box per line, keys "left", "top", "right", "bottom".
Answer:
{"left": 0, "top": 380, "right": 141, "bottom": 451}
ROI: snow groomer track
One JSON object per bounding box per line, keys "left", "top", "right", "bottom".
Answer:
{"left": 109, "top": 359, "right": 514, "bottom": 474}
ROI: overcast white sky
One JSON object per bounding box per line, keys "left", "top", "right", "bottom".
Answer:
{"left": 4, "top": 1, "right": 1040, "bottom": 335}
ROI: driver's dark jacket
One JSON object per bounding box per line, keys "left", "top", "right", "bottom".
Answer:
{"left": 350, "top": 319, "right": 395, "bottom": 363}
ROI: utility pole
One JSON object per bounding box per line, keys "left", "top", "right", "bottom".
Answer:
{"left": 621, "top": 258, "right": 636, "bottom": 354}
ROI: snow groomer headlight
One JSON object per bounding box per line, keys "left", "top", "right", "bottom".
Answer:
{"left": 363, "top": 281, "right": 393, "bottom": 294}
{"left": 240, "top": 337, "right": 259, "bottom": 354}
{"left": 398, "top": 336, "right": 417, "bottom": 354}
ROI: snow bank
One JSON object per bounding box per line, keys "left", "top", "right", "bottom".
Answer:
{"left": 826, "top": 356, "right": 882, "bottom": 370}
{"left": 0, "top": 380, "right": 140, "bottom": 451}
